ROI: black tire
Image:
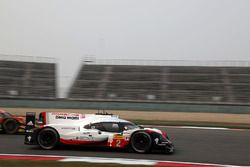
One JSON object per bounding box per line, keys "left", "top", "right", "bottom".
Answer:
{"left": 37, "top": 128, "right": 59, "bottom": 150}
{"left": 3, "top": 119, "right": 18, "bottom": 134}
{"left": 130, "top": 131, "right": 152, "bottom": 153}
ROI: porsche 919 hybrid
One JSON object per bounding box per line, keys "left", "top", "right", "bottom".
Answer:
{"left": 25, "top": 112, "right": 174, "bottom": 153}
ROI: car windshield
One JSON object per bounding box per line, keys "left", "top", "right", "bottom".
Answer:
{"left": 121, "top": 122, "right": 140, "bottom": 131}
{"left": 84, "top": 122, "right": 141, "bottom": 132}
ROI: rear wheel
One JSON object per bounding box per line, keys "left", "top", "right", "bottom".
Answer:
{"left": 3, "top": 119, "right": 18, "bottom": 134}
{"left": 130, "top": 131, "right": 152, "bottom": 153}
{"left": 37, "top": 128, "right": 59, "bottom": 150}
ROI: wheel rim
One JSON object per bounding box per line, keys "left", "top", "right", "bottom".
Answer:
{"left": 39, "top": 131, "right": 56, "bottom": 147}
{"left": 132, "top": 133, "right": 151, "bottom": 151}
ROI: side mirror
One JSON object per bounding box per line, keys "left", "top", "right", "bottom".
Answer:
{"left": 123, "top": 126, "right": 128, "bottom": 131}
{"left": 138, "top": 125, "right": 144, "bottom": 129}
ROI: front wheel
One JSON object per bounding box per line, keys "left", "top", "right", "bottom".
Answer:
{"left": 3, "top": 119, "right": 18, "bottom": 134}
{"left": 37, "top": 128, "right": 59, "bottom": 150}
{"left": 130, "top": 131, "right": 152, "bottom": 153}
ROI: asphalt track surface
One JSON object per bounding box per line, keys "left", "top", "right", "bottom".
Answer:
{"left": 0, "top": 127, "right": 250, "bottom": 166}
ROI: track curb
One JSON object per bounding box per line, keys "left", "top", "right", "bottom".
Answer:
{"left": 0, "top": 154, "right": 246, "bottom": 167}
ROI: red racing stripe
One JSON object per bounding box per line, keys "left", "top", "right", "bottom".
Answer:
{"left": 60, "top": 138, "right": 97, "bottom": 145}
{"left": 60, "top": 138, "right": 108, "bottom": 146}
{"left": 0, "top": 155, "right": 64, "bottom": 161}
{"left": 156, "top": 162, "right": 218, "bottom": 167}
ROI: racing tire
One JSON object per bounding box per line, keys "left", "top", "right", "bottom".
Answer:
{"left": 130, "top": 131, "right": 152, "bottom": 153}
{"left": 37, "top": 128, "right": 59, "bottom": 150}
{"left": 3, "top": 119, "right": 19, "bottom": 134}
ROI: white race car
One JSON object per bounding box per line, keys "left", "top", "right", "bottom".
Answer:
{"left": 24, "top": 112, "right": 174, "bottom": 153}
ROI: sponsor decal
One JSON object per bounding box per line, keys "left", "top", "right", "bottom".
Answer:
{"left": 82, "top": 132, "right": 90, "bottom": 135}
{"left": 61, "top": 127, "right": 76, "bottom": 130}
{"left": 79, "top": 137, "right": 90, "bottom": 140}
{"left": 113, "top": 134, "right": 125, "bottom": 140}
{"left": 52, "top": 113, "right": 80, "bottom": 116}
{"left": 51, "top": 113, "right": 83, "bottom": 120}
{"left": 55, "top": 115, "right": 79, "bottom": 120}
{"left": 56, "top": 115, "right": 66, "bottom": 119}
{"left": 66, "top": 116, "right": 79, "bottom": 120}
{"left": 110, "top": 134, "right": 127, "bottom": 148}
{"left": 27, "top": 121, "right": 34, "bottom": 126}
{"left": 154, "top": 138, "right": 159, "bottom": 144}
{"left": 27, "top": 136, "right": 32, "bottom": 142}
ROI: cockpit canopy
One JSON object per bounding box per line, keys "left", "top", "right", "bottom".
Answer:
{"left": 84, "top": 121, "right": 140, "bottom": 133}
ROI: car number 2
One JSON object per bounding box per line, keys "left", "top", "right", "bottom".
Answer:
{"left": 116, "top": 139, "right": 121, "bottom": 147}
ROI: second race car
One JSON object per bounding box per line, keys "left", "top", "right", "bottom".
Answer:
{"left": 25, "top": 111, "right": 174, "bottom": 153}
{"left": 0, "top": 109, "right": 26, "bottom": 134}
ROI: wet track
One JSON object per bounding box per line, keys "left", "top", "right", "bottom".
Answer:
{"left": 0, "top": 127, "right": 250, "bottom": 166}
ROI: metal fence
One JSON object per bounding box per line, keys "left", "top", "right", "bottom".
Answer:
{"left": 0, "top": 54, "right": 56, "bottom": 63}
{"left": 83, "top": 58, "right": 250, "bottom": 67}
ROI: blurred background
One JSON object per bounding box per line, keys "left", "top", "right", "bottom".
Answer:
{"left": 0, "top": 0, "right": 250, "bottom": 105}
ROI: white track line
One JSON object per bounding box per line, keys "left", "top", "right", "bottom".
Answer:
{"left": 144, "top": 125, "right": 250, "bottom": 131}
{"left": 61, "top": 157, "right": 156, "bottom": 165}
{"left": 178, "top": 126, "right": 229, "bottom": 130}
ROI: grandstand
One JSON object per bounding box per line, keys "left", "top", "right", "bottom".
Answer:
{"left": 68, "top": 60, "right": 250, "bottom": 104}
{"left": 0, "top": 55, "right": 56, "bottom": 99}
{"left": 1, "top": 55, "right": 250, "bottom": 105}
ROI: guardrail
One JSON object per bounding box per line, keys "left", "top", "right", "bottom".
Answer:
{"left": 83, "top": 58, "right": 250, "bottom": 67}
{"left": 0, "top": 54, "right": 56, "bottom": 63}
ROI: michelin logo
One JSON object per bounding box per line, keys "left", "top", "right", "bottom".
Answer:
{"left": 27, "top": 136, "right": 32, "bottom": 142}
